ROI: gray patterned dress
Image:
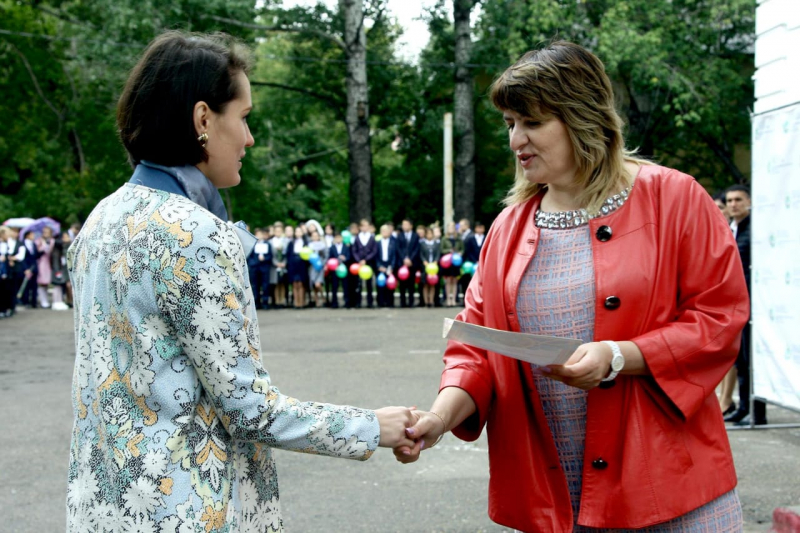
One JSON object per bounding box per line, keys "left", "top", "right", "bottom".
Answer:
{"left": 515, "top": 212, "right": 743, "bottom": 532}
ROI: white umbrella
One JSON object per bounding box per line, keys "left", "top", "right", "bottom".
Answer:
{"left": 2, "top": 217, "right": 36, "bottom": 228}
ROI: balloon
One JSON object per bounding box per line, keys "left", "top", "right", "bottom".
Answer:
{"left": 377, "top": 272, "right": 387, "bottom": 287}
{"left": 343, "top": 235, "right": 352, "bottom": 245}
{"left": 425, "top": 263, "right": 439, "bottom": 276}
{"left": 427, "top": 273, "right": 439, "bottom": 285}
{"left": 440, "top": 253, "right": 452, "bottom": 268}
{"left": 397, "top": 266, "right": 410, "bottom": 280}
{"left": 386, "top": 274, "right": 397, "bottom": 290}
{"left": 375, "top": 234, "right": 382, "bottom": 242}
{"left": 326, "top": 258, "right": 339, "bottom": 270}
{"left": 311, "top": 258, "right": 323, "bottom": 272}
{"left": 310, "top": 251, "right": 320, "bottom": 262}
{"left": 299, "top": 247, "right": 312, "bottom": 261}
{"left": 451, "top": 253, "right": 463, "bottom": 267}
{"left": 462, "top": 261, "right": 474, "bottom": 275}
{"left": 349, "top": 263, "right": 361, "bottom": 276}
{"left": 415, "top": 271, "right": 422, "bottom": 283}
{"left": 341, "top": 230, "right": 352, "bottom": 239}
{"left": 336, "top": 264, "right": 348, "bottom": 278}
{"left": 359, "top": 265, "right": 373, "bottom": 280}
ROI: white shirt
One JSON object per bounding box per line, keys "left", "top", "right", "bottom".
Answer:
{"left": 8, "top": 239, "right": 25, "bottom": 261}
{"left": 325, "top": 234, "right": 334, "bottom": 247}
{"left": 254, "top": 242, "right": 269, "bottom": 255}
{"left": 358, "top": 232, "right": 371, "bottom": 247}
{"left": 335, "top": 243, "right": 344, "bottom": 256}
{"left": 730, "top": 220, "right": 738, "bottom": 239}
{"left": 381, "top": 238, "right": 390, "bottom": 262}
{"left": 293, "top": 238, "right": 304, "bottom": 253}
{"left": 404, "top": 231, "right": 412, "bottom": 242}
{"left": 475, "top": 234, "right": 484, "bottom": 248}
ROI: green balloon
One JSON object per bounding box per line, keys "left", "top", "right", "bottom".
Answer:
{"left": 336, "top": 264, "right": 348, "bottom": 278}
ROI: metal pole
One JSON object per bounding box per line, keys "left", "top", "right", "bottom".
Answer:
{"left": 443, "top": 112, "right": 454, "bottom": 226}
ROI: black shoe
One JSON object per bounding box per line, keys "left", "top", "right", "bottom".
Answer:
{"left": 734, "top": 415, "right": 768, "bottom": 426}
{"left": 722, "top": 402, "right": 737, "bottom": 416}
{"left": 724, "top": 409, "right": 748, "bottom": 423}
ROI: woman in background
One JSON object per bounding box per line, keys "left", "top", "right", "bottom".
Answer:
{"left": 440, "top": 221, "right": 464, "bottom": 307}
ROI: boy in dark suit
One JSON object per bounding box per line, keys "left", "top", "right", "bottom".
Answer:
{"left": 20, "top": 230, "right": 39, "bottom": 307}
{"left": 376, "top": 224, "right": 397, "bottom": 308}
{"left": 247, "top": 228, "right": 272, "bottom": 309}
{"left": 351, "top": 218, "right": 378, "bottom": 308}
{"left": 463, "top": 221, "right": 486, "bottom": 263}
{"left": 395, "top": 218, "right": 420, "bottom": 308}
{"left": 329, "top": 233, "right": 351, "bottom": 308}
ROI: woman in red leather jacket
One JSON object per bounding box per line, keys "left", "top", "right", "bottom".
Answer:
{"left": 396, "top": 41, "right": 749, "bottom": 532}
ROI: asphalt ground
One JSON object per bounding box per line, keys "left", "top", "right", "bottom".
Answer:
{"left": 1, "top": 306, "right": 798, "bottom": 532}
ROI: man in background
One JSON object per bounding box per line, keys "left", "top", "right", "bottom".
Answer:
{"left": 723, "top": 185, "right": 767, "bottom": 426}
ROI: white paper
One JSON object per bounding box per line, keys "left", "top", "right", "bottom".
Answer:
{"left": 443, "top": 318, "right": 581, "bottom": 366}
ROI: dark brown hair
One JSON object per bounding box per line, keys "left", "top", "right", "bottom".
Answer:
{"left": 117, "top": 31, "right": 252, "bottom": 167}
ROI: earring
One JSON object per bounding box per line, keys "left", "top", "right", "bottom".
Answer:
{"left": 197, "top": 132, "right": 209, "bottom": 147}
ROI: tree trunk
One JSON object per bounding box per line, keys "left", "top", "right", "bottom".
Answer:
{"left": 341, "top": 0, "right": 373, "bottom": 224}
{"left": 453, "top": 0, "right": 476, "bottom": 224}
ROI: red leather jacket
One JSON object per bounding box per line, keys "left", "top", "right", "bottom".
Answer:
{"left": 440, "top": 165, "right": 749, "bottom": 532}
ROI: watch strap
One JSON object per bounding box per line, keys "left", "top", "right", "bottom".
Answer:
{"left": 601, "top": 340, "right": 623, "bottom": 382}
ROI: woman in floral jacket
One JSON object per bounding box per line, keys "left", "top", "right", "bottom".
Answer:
{"left": 66, "top": 31, "right": 414, "bottom": 532}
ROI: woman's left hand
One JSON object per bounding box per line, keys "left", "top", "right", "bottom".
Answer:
{"left": 539, "top": 342, "right": 613, "bottom": 390}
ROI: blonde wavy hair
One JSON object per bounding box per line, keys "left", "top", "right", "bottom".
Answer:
{"left": 490, "top": 41, "right": 648, "bottom": 214}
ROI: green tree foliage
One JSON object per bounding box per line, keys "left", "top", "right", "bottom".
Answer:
{"left": 1, "top": 0, "right": 755, "bottom": 228}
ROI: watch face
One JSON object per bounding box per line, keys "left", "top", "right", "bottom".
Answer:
{"left": 611, "top": 355, "right": 625, "bottom": 372}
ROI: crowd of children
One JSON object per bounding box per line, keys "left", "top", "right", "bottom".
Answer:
{"left": 0, "top": 216, "right": 487, "bottom": 317}
{"left": 0, "top": 222, "right": 81, "bottom": 319}
{"left": 246, "top": 218, "right": 486, "bottom": 310}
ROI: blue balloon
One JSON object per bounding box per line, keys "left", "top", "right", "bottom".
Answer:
{"left": 451, "top": 253, "right": 463, "bottom": 267}
{"left": 310, "top": 251, "right": 320, "bottom": 262}
{"left": 377, "top": 272, "right": 387, "bottom": 287}
{"left": 311, "top": 258, "right": 323, "bottom": 272}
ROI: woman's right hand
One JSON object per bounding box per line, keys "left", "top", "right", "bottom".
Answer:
{"left": 375, "top": 406, "right": 417, "bottom": 449}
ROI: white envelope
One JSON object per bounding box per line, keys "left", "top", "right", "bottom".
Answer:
{"left": 443, "top": 318, "right": 581, "bottom": 366}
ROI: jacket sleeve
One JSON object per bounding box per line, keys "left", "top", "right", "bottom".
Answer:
{"left": 631, "top": 178, "right": 749, "bottom": 421}
{"left": 365, "top": 239, "right": 378, "bottom": 262}
{"left": 439, "top": 226, "right": 497, "bottom": 441}
{"left": 157, "top": 217, "right": 380, "bottom": 460}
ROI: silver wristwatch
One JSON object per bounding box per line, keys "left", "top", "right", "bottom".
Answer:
{"left": 601, "top": 340, "right": 624, "bottom": 382}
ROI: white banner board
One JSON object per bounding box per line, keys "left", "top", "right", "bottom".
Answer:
{"left": 751, "top": 102, "right": 800, "bottom": 412}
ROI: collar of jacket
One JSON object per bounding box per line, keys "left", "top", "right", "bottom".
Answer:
{"left": 129, "top": 161, "right": 256, "bottom": 256}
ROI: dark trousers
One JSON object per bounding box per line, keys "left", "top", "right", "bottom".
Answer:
{"left": 7, "top": 273, "right": 23, "bottom": 312}
{"left": 399, "top": 276, "right": 415, "bottom": 307}
{"left": 0, "top": 276, "right": 12, "bottom": 313}
{"left": 249, "top": 264, "right": 270, "bottom": 309}
{"left": 331, "top": 276, "right": 347, "bottom": 308}
{"left": 377, "top": 285, "right": 393, "bottom": 307}
{"left": 346, "top": 273, "right": 359, "bottom": 308}
{"left": 20, "top": 273, "right": 37, "bottom": 307}
{"left": 734, "top": 321, "right": 767, "bottom": 422}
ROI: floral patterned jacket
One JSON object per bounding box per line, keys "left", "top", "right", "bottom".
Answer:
{"left": 66, "top": 183, "right": 380, "bottom": 532}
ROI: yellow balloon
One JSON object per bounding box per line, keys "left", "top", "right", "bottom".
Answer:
{"left": 425, "top": 263, "right": 439, "bottom": 275}
{"left": 359, "top": 265, "right": 373, "bottom": 280}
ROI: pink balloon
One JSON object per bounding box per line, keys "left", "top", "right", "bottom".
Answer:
{"left": 349, "top": 263, "right": 361, "bottom": 275}
{"left": 326, "top": 258, "right": 339, "bottom": 270}
{"left": 440, "top": 253, "right": 452, "bottom": 268}
{"left": 397, "top": 265, "right": 410, "bottom": 280}
{"left": 426, "top": 274, "right": 439, "bottom": 285}
{"left": 386, "top": 274, "right": 397, "bottom": 290}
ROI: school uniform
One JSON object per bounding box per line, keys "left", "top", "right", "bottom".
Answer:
{"left": 352, "top": 232, "right": 378, "bottom": 308}
{"left": 376, "top": 236, "right": 398, "bottom": 307}
{"left": 0, "top": 240, "right": 10, "bottom": 316}
{"left": 464, "top": 232, "right": 484, "bottom": 263}
{"left": 395, "top": 231, "right": 420, "bottom": 308}
{"left": 460, "top": 232, "right": 485, "bottom": 305}
{"left": 286, "top": 237, "right": 309, "bottom": 285}
{"left": 20, "top": 238, "right": 39, "bottom": 307}
{"left": 247, "top": 239, "right": 272, "bottom": 309}
{"left": 329, "top": 241, "right": 351, "bottom": 308}
{"left": 5, "top": 238, "right": 26, "bottom": 315}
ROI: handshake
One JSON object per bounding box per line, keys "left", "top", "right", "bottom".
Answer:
{"left": 375, "top": 407, "right": 447, "bottom": 464}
